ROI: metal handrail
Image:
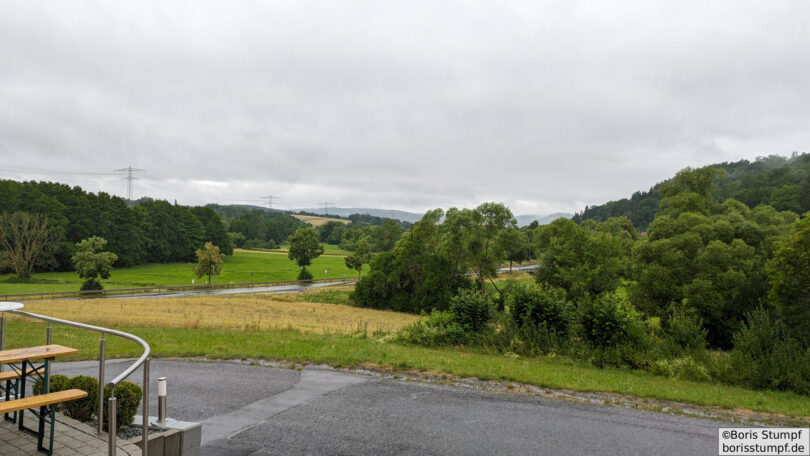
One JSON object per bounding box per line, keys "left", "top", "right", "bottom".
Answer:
{"left": 5, "top": 309, "right": 150, "bottom": 456}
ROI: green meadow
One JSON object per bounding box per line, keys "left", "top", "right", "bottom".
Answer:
{"left": 0, "top": 247, "right": 365, "bottom": 295}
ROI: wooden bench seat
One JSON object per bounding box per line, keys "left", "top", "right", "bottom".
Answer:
{"left": 0, "top": 366, "right": 45, "bottom": 382}
{"left": 0, "top": 389, "right": 87, "bottom": 415}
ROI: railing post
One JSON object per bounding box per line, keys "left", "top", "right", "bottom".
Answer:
{"left": 142, "top": 357, "right": 149, "bottom": 456}
{"left": 46, "top": 322, "right": 52, "bottom": 344}
{"left": 0, "top": 312, "right": 5, "bottom": 373}
{"left": 98, "top": 335, "right": 106, "bottom": 435}
{"left": 107, "top": 393, "right": 117, "bottom": 456}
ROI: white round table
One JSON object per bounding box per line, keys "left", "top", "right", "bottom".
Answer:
{"left": 0, "top": 302, "right": 23, "bottom": 312}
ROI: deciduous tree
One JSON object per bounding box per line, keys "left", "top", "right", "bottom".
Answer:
{"left": 287, "top": 226, "right": 324, "bottom": 279}
{"left": 72, "top": 236, "right": 118, "bottom": 290}
{"left": 0, "top": 212, "right": 54, "bottom": 279}
{"left": 193, "top": 242, "right": 225, "bottom": 285}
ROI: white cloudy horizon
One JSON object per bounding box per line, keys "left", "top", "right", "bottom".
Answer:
{"left": 1, "top": 1, "right": 808, "bottom": 216}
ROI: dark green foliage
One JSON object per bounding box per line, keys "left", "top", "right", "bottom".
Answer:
{"left": 767, "top": 216, "right": 810, "bottom": 345}
{"left": 575, "top": 154, "right": 810, "bottom": 230}
{"left": 725, "top": 308, "right": 810, "bottom": 394}
{"left": 287, "top": 226, "right": 324, "bottom": 276}
{"left": 665, "top": 309, "right": 708, "bottom": 352}
{"left": 33, "top": 374, "right": 70, "bottom": 396}
{"left": 242, "top": 238, "right": 276, "bottom": 250}
{"left": 352, "top": 210, "right": 472, "bottom": 313}
{"left": 297, "top": 268, "right": 313, "bottom": 281}
{"left": 227, "top": 209, "right": 303, "bottom": 245}
{"left": 534, "top": 218, "right": 625, "bottom": 299}
{"left": 65, "top": 376, "right": 99, "bottom": 422}
{"left": 79, "top": 278, "right": 103, "bottom": 290}
{"left": 629, "top": 167, "right": 795, "bottom": 348}
{"left": 579, "top": 293, "right": 641, "bottom": 347}
{"left": 449, "top": 289, "right": 494, "bottom": 333}
{"left": 103, "top": 381, "right": 143, "bottom": 430}
{"left": 190, "top": 207, "right": 233, "bottom": 255}
{"left": 507, "top": 282, "right": 572, "bottom": 336}
{"left": 800, "top": 175, "right": 810, "bottom": 212}
{"left": 395, "top": 311, "right": 466, "bottom": 346}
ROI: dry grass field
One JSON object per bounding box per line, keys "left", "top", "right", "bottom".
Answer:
{"left": 292, "top": 214, "right": 351, "bottom": 227}
{"left": 16, "top": 289, "right": 417, "bottom": 334}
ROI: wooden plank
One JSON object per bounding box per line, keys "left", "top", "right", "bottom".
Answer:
{"left": 0, "top": 345, "right": 78, "bottom": 364}
{"left": 0, "top": 389, "right": 87, "bottom": 414}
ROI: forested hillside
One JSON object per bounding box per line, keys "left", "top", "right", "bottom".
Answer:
{"left": 0, "top": 180, "right": 235, "bottom": 272}
{"left": 573, "top": 153, "right": 810, "bottom": 230}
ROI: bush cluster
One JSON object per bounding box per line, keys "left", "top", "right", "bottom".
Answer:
{"left": 33, "top": 374, "right": 142, "bottom": 430}
{"left": 393, "top": 281, "right": 810, "bottom": 396}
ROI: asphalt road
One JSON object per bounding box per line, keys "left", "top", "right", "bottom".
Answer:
{"left": 52, "top": 359, "right": 729, "bottom": 456}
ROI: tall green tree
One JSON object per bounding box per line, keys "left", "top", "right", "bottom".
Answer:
{"left": 468, "top": 202, "right": 515, "bottom": 294}
{"left": 534, "top": 218, "right": 625, "bottom": 300}
{"left": 287, "top": 226, "right": 324, "bottom": 280}
{"left": 499, "top": 227, "right": 530, "bottom": 272}
{"left": 344, "top": 238, "right": 372, "bottom": 277}
{"left": 72, "top": 236, "right": 118, "bottom": 290}
{"left": 767, "top": 216, "right": 810, "bottom": 344}
{"left": 193, "top": 242, "right": 225, "bottom": 285}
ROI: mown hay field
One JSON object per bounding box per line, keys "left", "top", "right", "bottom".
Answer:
{"left": 16, "top": 291, "right": 417, "bottom": 335}
{"left": 292, "top": 214, "right": 351, "bottom": 227}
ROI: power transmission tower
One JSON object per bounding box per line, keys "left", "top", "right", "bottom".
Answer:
{"left": 259, "top": 195, "right": 279, "bottom": 210}
{"left": 114, "top": 166, "right": 145, "bottom": 202}
{"left": 319, "top": 202, "right": 332, "bottom": 216}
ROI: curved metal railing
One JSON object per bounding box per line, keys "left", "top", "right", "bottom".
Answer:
{"left": 3, "top": 308, "right": 151, "bottom": 456}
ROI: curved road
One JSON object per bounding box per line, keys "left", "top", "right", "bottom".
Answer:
{"left": 55, "top": 359, "right": 728, "bottom": 456}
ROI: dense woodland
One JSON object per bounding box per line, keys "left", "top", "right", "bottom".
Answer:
{"left": 355, "top": 162, "right": 810, "bottom": 396}
{"left": 573, "top": 152, "right": 810, "bottom": 230}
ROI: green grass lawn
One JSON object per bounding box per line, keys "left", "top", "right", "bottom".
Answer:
{"left": 0, "top": 249, "right": 366, "bottom": 294}
{"left": 4, "top": 319, "right": 810, "bottom": 418}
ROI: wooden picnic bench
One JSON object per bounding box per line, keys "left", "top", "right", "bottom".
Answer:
{"left": 0, "top": 344, "right": 85, "bottom": 455}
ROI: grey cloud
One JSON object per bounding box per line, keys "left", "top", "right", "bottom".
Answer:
{"left": 2, "top": 1, "right": 809, "bottom": 213}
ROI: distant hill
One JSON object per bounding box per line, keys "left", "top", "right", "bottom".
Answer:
{"left": 515, "top": 213, "right": 573, "bottom": 227}
{"left": 573, "top": 153, "right": 810, "bottom": 231}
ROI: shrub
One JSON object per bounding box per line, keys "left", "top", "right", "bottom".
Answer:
{"left": 665, "top": 308, "right": 708, "bottom": 352}
{"left": 449, "top": 289, "right": 494, "bottom": 333}
{"left": 65, "top": 376, "right": 99, "bottom": 422}
{"left": 297, "top": 268, "right": 313, "bottom": 282}
{"left": 507, "top": 282, "right": 572, "bottom": 336}
{"left": 579, "top": 292, "right": 641, "bottom": 347}
{"left": 80, "top": 278, "right": 103, "bottom": 291}
{"left": 395, "top": 311, "right": 466, "bottom": 346}
{"left": 103, "top": 381, "right": 143, "bottom": 431}
{"left": 242, "top": 238, "right": 268, "bottom": 250}
{"left": 724, "top": 307, "right": 810, "bottom": 394}
{"left": 648, "top": 357, "right": 712, "bottom": 383}
{"left": 33, "top": 374, "right": 70, "bottom": 398}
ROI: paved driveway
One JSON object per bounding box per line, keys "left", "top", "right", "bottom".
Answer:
{"left": 54, "top": 359, "right": 728, "bottom": 456}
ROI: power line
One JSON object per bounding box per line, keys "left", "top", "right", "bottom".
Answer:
{"left": 258, "top": 195, "right": 280, "bottom": 210}
{"left": 0, "top": 165, "right": 116, "bottom": 176}
{"left": 114, "top": 166, "right": 145, "bottom": 202}
{"left": 318, "top": 202, "right": 332, "bottom": 216}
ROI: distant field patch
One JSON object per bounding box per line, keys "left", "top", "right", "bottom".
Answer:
{"left": 17, "top": 288, "right": 415, "bottom": 334}
{"left": 292, "top": 214, "right": 351, "bottom": 227}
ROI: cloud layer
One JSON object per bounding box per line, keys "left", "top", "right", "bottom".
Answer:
{"left": 2, "top": 1, "right": 809, "bottom": 214}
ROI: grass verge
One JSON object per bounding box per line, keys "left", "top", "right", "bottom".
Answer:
{"left": 4, "top": 319, "right": 809, "bottom": 418}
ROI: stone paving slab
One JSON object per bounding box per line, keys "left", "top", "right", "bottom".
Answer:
{"left": 0, "top": 412, "right": 138, "bottom": 455}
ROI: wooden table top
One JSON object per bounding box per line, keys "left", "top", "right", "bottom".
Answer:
{"left": 0, "top": 345, "right": 78, "bottom": 364}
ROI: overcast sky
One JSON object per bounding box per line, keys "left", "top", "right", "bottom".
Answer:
{"left": 1, "top": 1, "right": 809, "bottom": 215}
